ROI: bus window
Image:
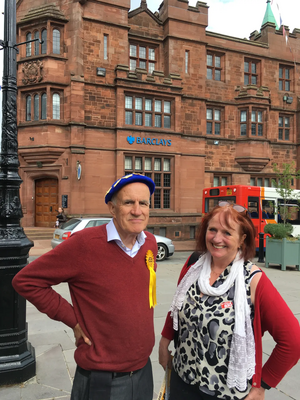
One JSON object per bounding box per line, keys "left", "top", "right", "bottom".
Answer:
{"left": 262, "top": 200, "right": 275, "bottom": 219}
{"left": 205, "top": 197, "right": 236, "bottom": 213}
{"left": 278, "top": 199, "right": 300, "bottom": 225}
{"left": 248, "top": 197, "right": 259, "bottom": 219}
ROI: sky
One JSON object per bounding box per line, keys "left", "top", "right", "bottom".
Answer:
{"left": 130, "top": 0, "right": 299, "bottom": 38}
{"left": 0, "top": 0, "right": 299, "bottom": 130}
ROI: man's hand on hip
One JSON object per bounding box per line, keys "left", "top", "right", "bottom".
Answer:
{"left": 73, "top": 323, "right": 92, "bottom": 346}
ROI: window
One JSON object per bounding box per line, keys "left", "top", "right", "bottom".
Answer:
{"left": 129, "top": 44, "right": 156, "bottom": 74}
{"left": 206, "top": 108, "right": 221, "bottom": 135}
{"left": 185, "top": 50, "right": 189, "bottom": 74}
{"left": 34, "top": 95, "right": 39, "bottom": 121}
{"left": 244, "top": 59, "right": 259, "bottom": 86}
{"left": 104, "top": 34, "right": 108, "bottom": 60}
{"left": 279, "top": 66, "right": 291, "bottom": 91}
{"left": 125, "top": 96, "right": 171, "bottom": 129}
{"left": 240, "top": 110, "right": 247, "bottom": 136}
{"left": 52, "top": 93, "right": 60, "bottom": 119}
{"left": 34, "top": 31, "right": 39, "bottom": 55}
{"left": 26, "top": 32, "right": 32, "bottom": 57}
{"left": 41, "top": 93, "right": 47, "bottom": 120}
{"left": 250, "top": 177, "right": 274, "bottom": 187}
{"left": 41, "top": 29, "right": 47, "bottom": 54}
{"left": 190, "top": 226, "right": 196, "bottom": 239}
{"left": 26, "top": 96, "right": 31, "bottom": 120}
{"left": 251, "top": 110, "right": 263, "bottom": 136}
{"left": 262, "top": 200, "right": 275, "bottom": 219}
{"left": 53, "top": 29, "right": 60, "bottom": 54}
{"left": 207, "top": 52, "right": 222, "bottom": 81}
{"left": 124, "top": 155, "right": 172, "bottom": 209}
{"left": 213, "top": 175, "right": 230, "bottom": 187}
{"left": 159, "top": 227, "right": 166, "bottom": 236}
{"left": 279, "top": 115, "right": 290, "bottom": 140}
{"left": 25, "top": 92, "right": 48, "bottom": 121}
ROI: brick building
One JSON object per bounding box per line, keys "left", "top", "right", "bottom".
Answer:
{"left": 16, "top": 0, "right": 300, "bottom": 242}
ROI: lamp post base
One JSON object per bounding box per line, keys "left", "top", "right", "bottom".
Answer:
{"left": 0, "top": 340, "right": 36, "bottom": 385}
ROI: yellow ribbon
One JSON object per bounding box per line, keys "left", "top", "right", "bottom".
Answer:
{"left": 145, "top": 250, "right": 157, "bottom": 308}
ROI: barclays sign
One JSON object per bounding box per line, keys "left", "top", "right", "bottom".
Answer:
{"left": 127, "top": 135, "right": 171, "bottom": 147}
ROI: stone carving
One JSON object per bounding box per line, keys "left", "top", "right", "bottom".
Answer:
{"left": 22, "top": 60, "right": 43, "bottom": 85}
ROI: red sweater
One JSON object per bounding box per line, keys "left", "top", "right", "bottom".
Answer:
{"left": 161, "top": 256, "right": 300, "bottom": 389}
{"left": 13, "top": 225, "right": 158, "bottom": 372}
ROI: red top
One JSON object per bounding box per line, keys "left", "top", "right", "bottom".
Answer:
{"left": 161, "top": 255, "right": 300, "bottom": 388}
{"left": 13, "top": 225, "right": 157, "bottom": 372}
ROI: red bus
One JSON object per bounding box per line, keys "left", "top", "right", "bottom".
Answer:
{"left": 202, "top": 185, "right": 300, "bottom": 249}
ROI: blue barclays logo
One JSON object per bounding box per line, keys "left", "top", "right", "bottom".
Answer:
{"left": 127, "top": 135, "right": 171, "bottom": 147}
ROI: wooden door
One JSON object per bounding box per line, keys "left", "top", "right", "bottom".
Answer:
{"left": 35, "top": 179, "right": 58, "bottom": 227}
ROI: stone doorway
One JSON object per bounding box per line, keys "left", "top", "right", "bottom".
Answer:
{"left": 35, "top": 178, "right": 58, "bottom": 227}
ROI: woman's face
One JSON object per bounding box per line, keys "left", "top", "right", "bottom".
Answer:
{"left": 205, "top": 211, "right": 245, "bottom": 265}
{"left": 58, "top": 207, "right": 62, "bottom": 213}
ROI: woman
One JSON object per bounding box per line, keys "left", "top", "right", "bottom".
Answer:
{"left": 56, "top": 207, "right": 67, "bottom": 227}
{"left": 159, "top": 202, "right": 300, "bottom": 400}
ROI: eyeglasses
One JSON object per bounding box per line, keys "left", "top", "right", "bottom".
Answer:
{"left": 218, "top": 201, "right": 247, "bottom": 213}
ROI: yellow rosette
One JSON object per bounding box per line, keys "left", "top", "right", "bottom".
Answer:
{"left": 146, "top": 250, "right": 157, "bottom": 308}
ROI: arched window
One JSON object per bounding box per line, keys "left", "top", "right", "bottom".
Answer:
{"left": 26, "top": 32, "right": 31, "bottom": 57}
{"left": 26, "top": 96, "right": 31, "bottom": 121}
{"left": 34, "top": 94, "right": 39, "bottom": 120}
{"left": 34, "top": 31, "right": 39, "bottom": 55}
{"left": 52, "top": 93, "right": 60, "bottom": 119}
{"left": 53, "top": 29, "right": 60, "bottom": 54}
{"left": 41, "top": 29, "right": 47, "bottom": 54}
{"left": 41, "top": 93, "right": 47, "bottom": 120}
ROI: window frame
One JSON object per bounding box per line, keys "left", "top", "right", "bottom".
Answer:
{"left": 250, "top": 110, "right": 263, "bottom": 137}
{"left": 279, "top": 65, "right": 292, "bottom": 92}
{"left": 250, "top": 176, "right": 275, "bottom": 187}
{"left": 129, "top": 43, "right": 157, "bottom": 74}
{"left": 244, "top": 58, "right": 260, "bottom": 86}
{"left": 104, "top": 34, "right": 108, "bottom": 61}
{"left": 185, "top": 50, "right": 189, "bottom": 74}
{"left": 213, "top": 175, "right": 231, "bottom": 187}
{"left": 26, "top": 32, "right": 32, "bottom": 57}
{"left": 206, "top": 107, "right": 221, "bottom": 136}
{"left": 124, "top": 155, "right": 172, "bottom": 209}
{"left": 52, "top": 92, "right": 61, "bottom": 120}
{"left": 125, "top": 95, "right": 172, "bottom": 130}
{"left": 278, "top": 114, "right": 291, "bottom": 141}
{"left": 53, "top": 28, "right": 61, "bottom": 55}
{"left": 207, "top": 51, "right": 223, "bottom": 81}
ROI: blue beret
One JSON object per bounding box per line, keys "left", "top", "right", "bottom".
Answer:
{"left": 105, "top": 174, "right": 155, "bottom": 204}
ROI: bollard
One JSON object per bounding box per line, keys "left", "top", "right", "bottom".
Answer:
{"left": 258, "top": 232, "right": 264, "bottom": 263}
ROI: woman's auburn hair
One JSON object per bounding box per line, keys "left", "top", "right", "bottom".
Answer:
{"left": 196, "top": 205, "right": 257, "bottom": 261}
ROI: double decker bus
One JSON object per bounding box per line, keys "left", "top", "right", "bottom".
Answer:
{"left": 202, "top": 185, "right": 300, "bottom": 248}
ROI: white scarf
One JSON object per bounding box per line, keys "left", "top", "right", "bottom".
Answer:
{"left": 170, "top": 251, "right": 255, "bottom": 391}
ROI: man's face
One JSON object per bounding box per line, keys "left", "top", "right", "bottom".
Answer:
{"left": 108, "top": 182, "right": 150, "bottom": 239}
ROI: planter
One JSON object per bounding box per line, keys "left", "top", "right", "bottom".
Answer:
{"left": 265, "top": 236, "right": 300, "bottom": 271}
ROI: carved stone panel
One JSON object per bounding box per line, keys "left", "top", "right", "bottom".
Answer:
{"left": 22, "top": 60, "right": 43, "bottom": 85}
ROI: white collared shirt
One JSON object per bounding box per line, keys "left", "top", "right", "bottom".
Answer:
{"left": 106, "top": 219, "right": 146, "bottom": 258}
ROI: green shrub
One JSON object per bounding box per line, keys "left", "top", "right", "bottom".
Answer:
{"left": 264, "top": 223, "right": 293, "bottom": 239}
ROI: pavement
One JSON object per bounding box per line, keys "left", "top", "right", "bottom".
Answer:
{"left": 0, "top": 240, "right": 300, "bottom": 400}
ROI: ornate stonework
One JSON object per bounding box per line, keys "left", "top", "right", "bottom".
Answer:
{"left": 22, "top": 60, "right": 43, "bottom": 85}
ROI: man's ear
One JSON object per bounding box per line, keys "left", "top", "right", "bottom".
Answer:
{"left": 107, "top": 201, "right": 116, "bottom": 217}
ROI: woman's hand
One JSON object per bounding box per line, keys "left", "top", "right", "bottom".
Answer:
{"left": 244, "top": 387, "right": 265, "bottom": 400}
{"left": 159, "top": 336, "right": 172, "bottom": 370}
{"left": 73, "top": 323, "right": 92, "bottom": 347}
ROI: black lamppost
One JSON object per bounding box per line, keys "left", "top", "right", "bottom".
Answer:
{"left": 0, "top": 0, "right": 36, "bottom": 385}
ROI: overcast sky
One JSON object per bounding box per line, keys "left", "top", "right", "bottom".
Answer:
{"left": 0, "top": 0, "right": 299, "bottom": 128}
{"left": 131, "top": 0, "right": 299, "bottom": 38}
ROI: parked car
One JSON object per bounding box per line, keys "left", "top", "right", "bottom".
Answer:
{"left": 51, "top": 217, "right": 175, "bottom": 261}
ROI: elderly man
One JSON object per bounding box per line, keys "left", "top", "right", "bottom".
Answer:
{"left": 13, "top": 174, "right": 158, "bottom": 400}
